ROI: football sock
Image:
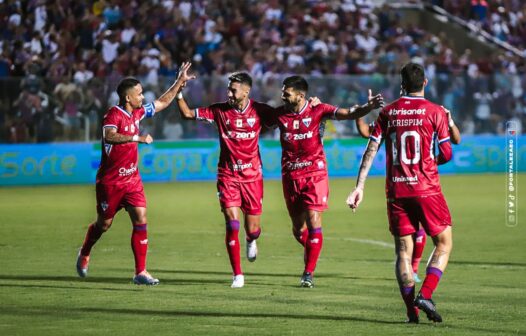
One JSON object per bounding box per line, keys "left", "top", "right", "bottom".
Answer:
{"left": 80, "top": 223, "right": 104, "bottom": 256}
{"left": 305, "top": 228, "right": 323, "bottom": 274}
{"left": 412, "top": 228, "right": 426, "bottom": 273}
{"left": 226, "top": 220, "right": 242, "bottom": 275}
{"left": 131, "top": 223, "right": 148, "bottom": 275}
{"left": 246, "top": 228, "right": 261, "bottom": 242}
{"left": 294, "top": 228, "right": 309, "bottom": 247}
{"left": 400, "top": 285, "right": 418, "bottom": 318}
{"left": 420, "top": 267, "right": 443, "bottom": 299}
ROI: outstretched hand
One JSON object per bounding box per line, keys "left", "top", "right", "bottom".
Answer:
{"left": 346, "top": 187, "right": 364, "bottom": 213}
{"left": 177, "top": 62, "right": 196, "bottom": 83}
{"left": 367, "top": 89, "right": 384, "bottom": 110}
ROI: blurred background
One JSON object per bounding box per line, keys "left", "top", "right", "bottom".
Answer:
{"left": 0, "top": 0, "right": 524, "bottom": 185}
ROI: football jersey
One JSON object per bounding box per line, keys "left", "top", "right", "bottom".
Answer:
{"left": 96, "top": 103, "right": 155, "bottom": 185}
{"left": 195, "top": 99, "right": 274, "bottom": 182}
{"left": 271, "top": 102, "right": 338, "bottom": 179}
{"left": 370, "top": 96, "right": 452, "bottom": 198}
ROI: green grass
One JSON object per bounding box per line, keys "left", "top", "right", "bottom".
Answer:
{"left": 0, "top": 174, "right": 525, "bottom": 335}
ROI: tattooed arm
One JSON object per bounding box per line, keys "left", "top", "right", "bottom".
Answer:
{"left": 346, "top": 139, "right": 380, "bottom": 210}
{"left": 104, "top": 127, "right": 153, "bottom": 144}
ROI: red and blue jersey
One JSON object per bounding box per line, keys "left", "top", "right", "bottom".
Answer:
{"left": 96, "top": 103, "right": 155, "bottom": 185}
{"left": 370, "top": 96, "right": 452, "bottom": 198}
{"left": 269, "top": 102, "right": 338, "bottom": 179}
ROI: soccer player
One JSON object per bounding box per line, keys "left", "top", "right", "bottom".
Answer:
{"left": 76, "top": 62, "right": 195, "bottom": 285}
{"left": 355, "top": 106, "right": 460, "bottom": 283}
{"left": 176, "top": 72, "right": 275, "bottom": 288}
{"left": 347, "top": 63, "right": 454, "bottom": 323}
{"left": 268, "top": 75, "right": 384, "bottom": 288}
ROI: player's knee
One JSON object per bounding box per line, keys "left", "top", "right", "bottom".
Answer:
{"left": 96, "top": 221, "right": 112, "bottom": 232}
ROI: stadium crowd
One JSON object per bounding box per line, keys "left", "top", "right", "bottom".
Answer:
{"left": 0, "top": 0, "right": 524, "bottom": 143}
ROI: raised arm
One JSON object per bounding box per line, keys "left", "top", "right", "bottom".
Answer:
{"left": 335, "top": 89, "right": 384, "bottom": 121}
{"left": 443, "top": 107, "right": 461, "bottom": 144}
{"left": 153, "top": 62, "right": 195, "bottom": 113}
{"left": 176, "top": 90, "right": 196, "bottom": 120}
{"left": 346, "top": 139, "right": 380, "bottom": 211}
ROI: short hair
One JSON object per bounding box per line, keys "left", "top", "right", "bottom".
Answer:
{"left": 400, "top": 63, "right": 425, "bottom": 93}
{"left": 117, "top": 77, "right": 141, "bottom": 103}
{"left": 228, "top": 72, "right": 252, "bottom": 87}
{"left": 283, "top": 75, "right": 308, "bottom": 93}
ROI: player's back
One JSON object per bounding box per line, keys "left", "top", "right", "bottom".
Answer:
{"left": 371, "top": 96, "right": 451, "bottom": 198}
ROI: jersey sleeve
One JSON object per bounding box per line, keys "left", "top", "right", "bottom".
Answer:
{"left": 102, "top": 110, "right": 120, "bottom": 130}
{"left": 140, "top": 102, "right": 156, "bottom": 120}
{"left": 435, "top": 106, "right": 452, "bottom": 164}
{"left": 369, "top": 110, "right": 387, "bottom": 143}
{"left": 195, "top": 105, "right": 216, "bottom": 124}
{"left": 319, "top": 103, "right": 339, "bottom": 120}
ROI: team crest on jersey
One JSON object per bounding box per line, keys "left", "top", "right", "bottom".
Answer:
{"left": 101, "top": 201, "right": 109, "bottom": 212}
{"left": 302, "top": 118, "right": 312, "bottom": 127}
{"left": 236, "top": 119, "right": 242, "bottom": 127}
{"left": 247, "top": 118, "right": 256, "bottom": 127}
{"left": 293, "top": 120, "right": 300, "bottom": 129}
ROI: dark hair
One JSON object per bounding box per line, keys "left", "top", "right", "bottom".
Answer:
{"left": 400, "top": 63, "right": 425, "bottom": 93}
{"left": 283, "top": 75, "right": 308, "bottom": 93}
{"left": 228, "top": 72, "right": 252, "bottom": 87}
{"left": 117, "top": 77, "right": 141, "bottom": 104}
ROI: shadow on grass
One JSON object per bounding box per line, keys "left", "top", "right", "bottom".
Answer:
{"left": 358, "top": 259, "right": 526, "bottom": 268}
{"left": 1, "top": 306, "right": 403, "bottom": 325}
{"left": 143, "top": 269, "right": 393, "bottom": 282}
{"left": 0, "top": 282, "right": 138, "bottom": 292}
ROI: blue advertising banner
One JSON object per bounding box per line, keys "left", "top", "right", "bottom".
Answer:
{"left": 1, "top": 136, "right": 524, "bottom": 186}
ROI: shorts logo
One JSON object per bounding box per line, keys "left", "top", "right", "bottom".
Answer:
{"left": 236, "top": 119, "right": 242, "bottom": 127}
{"left": 101, "top": 201, "right": 109, "bottom": 212}
{"left": 247, "top": 118, "right": 255, "bottom": 127}
{"left": 293, "top": 120, "right": 300, "bottom": 129}
{"left": 302, "top": 118, "right": 311, "bottom": 127}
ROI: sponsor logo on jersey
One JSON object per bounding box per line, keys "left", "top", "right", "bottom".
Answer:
{"left": 119, "top": 163, "right": 137, "bottom": 177}
{"left": 392, "top": 175, "right": 418, "bottom": 183}
{"left": 232, "top": 161, "right": 253, "bottom": 171}
{"left": 388, "top": 108, "right": 426, "bottom": 116}
{"left": 236, "top": 119, "right": 242, "bottom": 127}
{"left": 222, "top": 131, "right": 256, "bottom": 139}
{"left": 247, "top": 118, "right": 256, "bottom": 127}
{"left": 302, "top": 117, "right": 312, "bottom": 127}
{"left": 285, "top": 131, "right": 313, "bottom": 141}
{"left": 293, "top": 120, "right": 300, "bottom": 129}
{"left": 286, "top": 160, "right": 312, "bottom": 170}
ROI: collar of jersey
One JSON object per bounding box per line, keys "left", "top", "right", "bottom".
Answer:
{"left": 401, "top": 95, "right": 425, "bottom": 100}
{"left": 115, "top": 105, "right": 132, "bottom": 118}
{"left": 233, "top": 99, "right": 251, "bottom": 114}
{"left": 292, "top": 101, "right": 309, "bottom": 115}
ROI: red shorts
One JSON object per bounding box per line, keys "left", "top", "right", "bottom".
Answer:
{"left": 282, "top": 174, "right": 329, "bottom": 216}
{"left": 387, "top": 193, "right": 451, "bottom": 237}
{"left": 96, "top": 179, "right": 147, "bottom": 220}
{"left": 217, "top": 178, "right": 263, "bottom": 215}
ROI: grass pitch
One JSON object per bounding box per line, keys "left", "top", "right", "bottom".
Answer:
{"left": 0, "top": 174, "right": 525, "bottom": 335}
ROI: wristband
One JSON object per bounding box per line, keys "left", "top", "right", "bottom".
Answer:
{"left": 132, "top": 135, "right": 139, "bottom": 142}
{"left": 176, "top": 92, "right": 183, "bottom": 100}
